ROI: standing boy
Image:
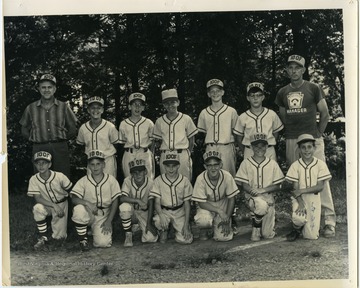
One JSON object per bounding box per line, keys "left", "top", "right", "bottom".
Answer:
{"left": 153, "top": 88, "right": 198, "bottom": 180}
{"left": 150, "top": 151, "right": 193, "bottom": 244}
{"left": 119, "top": 92, "right": 155, "bottom": 179}
{"left": 77, "top": 96, "right": 119, "bottom": 177}
{"left": 285, "top": 134, "right": 332, "bottom": 241}
{"left": 27, "top": 151, "right": 72, "bottom": 250}
{"left": 192, "top": 150, "right": 240, "bottom": 241}
{"left": 20, "top": 74, "right": 77, "bottom": 178}
{"left": 275, "top": 54, "right": 336, "bottom": 237}
{"left": 234, "top": 82, "right": 283, "bottom": 160}
{"left": 119, "top": 159, "right": 158, "bottom": 247}
{"left": 235, "top": 133, "right": 284, "bottom": 241}
{"left": 71, "top": 150, "right": 121, "bottom": 251}
{"left": 197, "top": 79, "right": 238, "bottom": 176}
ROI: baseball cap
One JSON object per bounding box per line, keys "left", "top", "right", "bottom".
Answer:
{"left": 287, "top": 55, "right": 305, "bottom": 67}
{"left": 203, "top": 150, "right": 222, "bottom": 162}
{"left": 87, "top": 96, "right": 104, "bottom": 106}
{"left": 206, "top": 79, "right": 224, "bottom": 89}
{"left": 161, "top": 89, "right": 179, "bottom": 103}
{"left": 296, "top": 134, "right": 315, "bottom": 144}
{"left": 250, "top": 133, "right": 268, "bottom": 145}
{"left": 247, "top": 82, "right": 264, "bottom": 93}
{"left": 34, "top": 151, "right": 52, "bottom": 162}
{"left": 129, "top": 93, "right": 146, "bottom": 104}
{"left": 40, "top": 74, "right": 56, "bottom": 84}
{"left": 162, "top": 151, "right": 180, "bottom": 165}
{"left": 88, "top": 150, "right": 105, "bottom": 161}
{"left": 129, "top": 159, "right": 146, "bottom": 173}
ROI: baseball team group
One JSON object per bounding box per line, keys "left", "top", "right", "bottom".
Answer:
{"left": 20, "top": 54, "right": 336, "bottom": 252}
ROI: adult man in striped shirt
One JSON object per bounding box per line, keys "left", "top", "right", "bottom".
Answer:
{"left": 20, "top": 74, "right": 78, "bottom": 178}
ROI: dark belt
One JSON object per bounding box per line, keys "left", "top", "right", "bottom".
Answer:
{"left": 161, "top": 203, "right": 184, "bottom": 211}
{"left": 55, "top": 197, "right": 67, "bottom": 204}
{"left": 245, "top": 145, "right": 274, "bottom": 149}
{"left": 207, "top": 143, "right": 232, "bottom": 146}
{"left": 124, "top": 147, "right": 148, "bottom": 153}
{"left": 33, "top": 139, "right": 67, "bottom": 145}
{"left": 161, "top": 149, "right": 184, "bottom": 153}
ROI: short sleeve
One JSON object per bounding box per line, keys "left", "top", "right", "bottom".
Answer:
{"left": 191, "top": 174, "right": 207, "bottom": 202}
{"left": 27, "top": 175, "right": 40, "bottom": 197}
{"left": 76, "top": 124, "right": 86, "bottom": 145}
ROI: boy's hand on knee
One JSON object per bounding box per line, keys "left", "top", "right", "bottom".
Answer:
{"left": 101, "top": 220, "right": 112, "bottom": 235}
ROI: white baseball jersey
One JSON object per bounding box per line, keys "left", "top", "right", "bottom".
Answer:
{"left": 71, "top": 173, "right": 121, "bottom": 208}
{"left": 150, "top": 174, "right": 193, "bottom": 208}
{"left": 285, "top": 157, "right": 331, "bottom": 188}
{"left": 77, "top": 119, "right": 119, "bottom": 157}
{"left": 197, "top": 104, "right": 238, "bottom": 144}
{"left": 192, "top": 170, "right": 239, "bottom": 203}
{"left": 153, "top": 112, "right": 198, "bottom": 150}
{"left": 121, "top": 176, "right": 153, "bottom": 204}
{"left": 27, "top": 170, "right": 72, "bottom": 203}
{"left": 119, "top": 116, "right": 154, "bottom": 148}
{"left": 234, "top": 108, "right": 283, "bottom": 146}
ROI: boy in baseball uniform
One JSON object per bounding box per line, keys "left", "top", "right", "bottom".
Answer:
{"left": 27, "top": 151, "right": 73, "bottom": 250}
{"left": 192, "top": 150, "right": 240, "bottom": 242}
{"left": 119, "top": 93, "right": 155, "bottom": 179}
{"left": 77, "top": 96, "right": 119, "bottom": 177}
{"left": 197, "top": 79, "right": 238, "bottom": 177}
{"left": 71, "top": 150, "right": 121, "bottom": 251}
{"left": 235, "top": 133, "right": 284, "bottom": 241}
{"left": 150, "top": 151, "right": 193, "bottom": 244}
{"left": 119, "top": 159, "right": 158, "bottom": 247}
{"left": 153, "top": 88, "right": 198, "bottom": 181}
{"left": 234, "top": 82, "right": 283, "bottom": 161}
{"left": 285, "top": 134, "right": 332, "bottom": 241}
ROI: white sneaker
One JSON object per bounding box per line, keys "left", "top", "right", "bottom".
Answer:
{"left": 124, "top": 232, "right": 133, "bottom": 247}
{"left": 34, "top": 236, "right": 48, "bottom": 250}
{"left": 250, "top": 227, "right": 261, "bottom": 241}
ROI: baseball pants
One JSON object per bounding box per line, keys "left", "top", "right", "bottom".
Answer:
{"left": 153, "top": 207, "right": 193, "bottom": 244}
{"left": 159, "top": 149, "right": 192, "bottom": 181}
{"left": 122, "top": 149, "right": 155, "bottom": 179}
{"left": 206, "top": 143, "right": 236, "bottom": 177}
{"left": 286, "top": 137, "right": 336, "bottom": 227}
{"left": 119, "top": 203, "right": 158, "bottom": 242}
{"left": 194, "top": 198, "right": 233, "bottom": 241}
{"left": 33, "top": 201, "right": 68, "bottom": 239}
{"left": 87, "top": 155, "right": 117, "bottom": 177}
{"left": 244, "top": 146, "right": 277, "bottom": 162}
{"left": 72, "top": 204, "right": 112, "bottom": 248}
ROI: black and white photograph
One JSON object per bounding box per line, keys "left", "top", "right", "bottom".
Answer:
{"left": 1, "top": 0, "right": 358, "bottom": 287}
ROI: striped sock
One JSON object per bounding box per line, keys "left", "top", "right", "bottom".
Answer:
{"left": 122, "top": 218, "right": 132, "bottom": 231}
{"left": 74, "top": 223, "right": 88, "bottom": 241}
{"left": 252, "top": 214, "right": 263, "bottom": 228}
{"left": 36, "top": 219, "right": 48, "bottom": 236}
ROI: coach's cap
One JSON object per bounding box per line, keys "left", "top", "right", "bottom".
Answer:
{"left": 39, "top": 74, "right": 56, "bottom": 84}
{"left": 203, "top": 150, "right": 222, "bottom": 162}
{"left": 250, "top": 133, "right": 268, "bottom": 145}
{"left": 206, "top": 79, "right": 224, "bottom": 89}
{"left": 129, "top": 92, "right": 146, "bottom": 104}
{"left": 162, "top": 151, "right": 180, "bottom": 165}
{"left": 87, "top": 96, "right": 104, "bottom": 106}
{"left": 88, "top": 150, "right": 105, "bottom": 160}
{"left": 33, "top": 151, "right": 52, "bottom": 162}
{"left": 296, "top": 134, "right": 315, "bottom": 145}
{"left": 129, "top": 159, "right": 146, "bottom": 173}
{"left": 161, "top": 89, "right": 178, "bottom": 103}
{"left": 287, "top": 54, "right": 305, "bottom": 67}
{"left": 247, "top": 82, "right": 264, "bottom": 93}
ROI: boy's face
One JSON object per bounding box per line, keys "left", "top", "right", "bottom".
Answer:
{"left": 129, "top": 100, "right": 145, "bottom": 116}
{"left": 88, "top": 103, "right": 104, "bottom": 119}
{"left": 251, "top": 142, "right": 267, "bottom": 158}
{"left": 88, "top": 158, "right": 105, "bottom": 176}
{"left": 38, "top": 81, "right": 56, "bottom": 100}
{"left": 204, "top": 158, "right": 222, "bottom": 178}
{"left": 163, "top": 163, "right": 180, "bottom": 177}
{"left": 34, "top": 160, "right": 52, "bottom": 174}
{"left": 131, "top": 169, "right": 147, "bottom": 184}
{"left": 247, "top": 91, "right": 264, "bottom": 108}
{"left": 286, "top": 62, "right": 305, "bottom": 82}
{"left": 207, "top": 86, "right": 224, "bottom": 103}
{"left": 299, "top": 141, "right": 315, "bottom": 160}
{"left": 163, "top": 99, "right": 179, "bottom": 113}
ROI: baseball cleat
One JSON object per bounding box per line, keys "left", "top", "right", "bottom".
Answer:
{"left": 79, "top": 239, "right": 90, "bottom": 252}
{"left": 159, "top": 230, "right": 168, "bottom": 244}
{"left": 34, "top": 236, "right": 48, "bottom": 250}
{"left": 199, "top": 229, "right": 209, "bottom": 241}
{"left": 124, "top": 232, "right": 133, "bottom": 247}
{"left": 323, "top": 225, "right": 335, "bottom": 238}
{"left": 286, "top": 229, "right": 300, "bottom": 242}
{"left": 250, "top": 227, "right": 261, "bottom": 241}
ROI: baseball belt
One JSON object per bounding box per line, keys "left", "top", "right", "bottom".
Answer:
{"left": 207, "top": 142, "right": 232, "bottom": 146}
{"left": 161, "top": 149, "right": 184, "bottom": 153}
{"left": 124, "top": 147, "right": 148, "bottom": 153}
{"left": 161, "top": 203, "right": 184, "bottom": 211}
{"left": 244, "top": 145, "right": 274, "bottom": 149}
